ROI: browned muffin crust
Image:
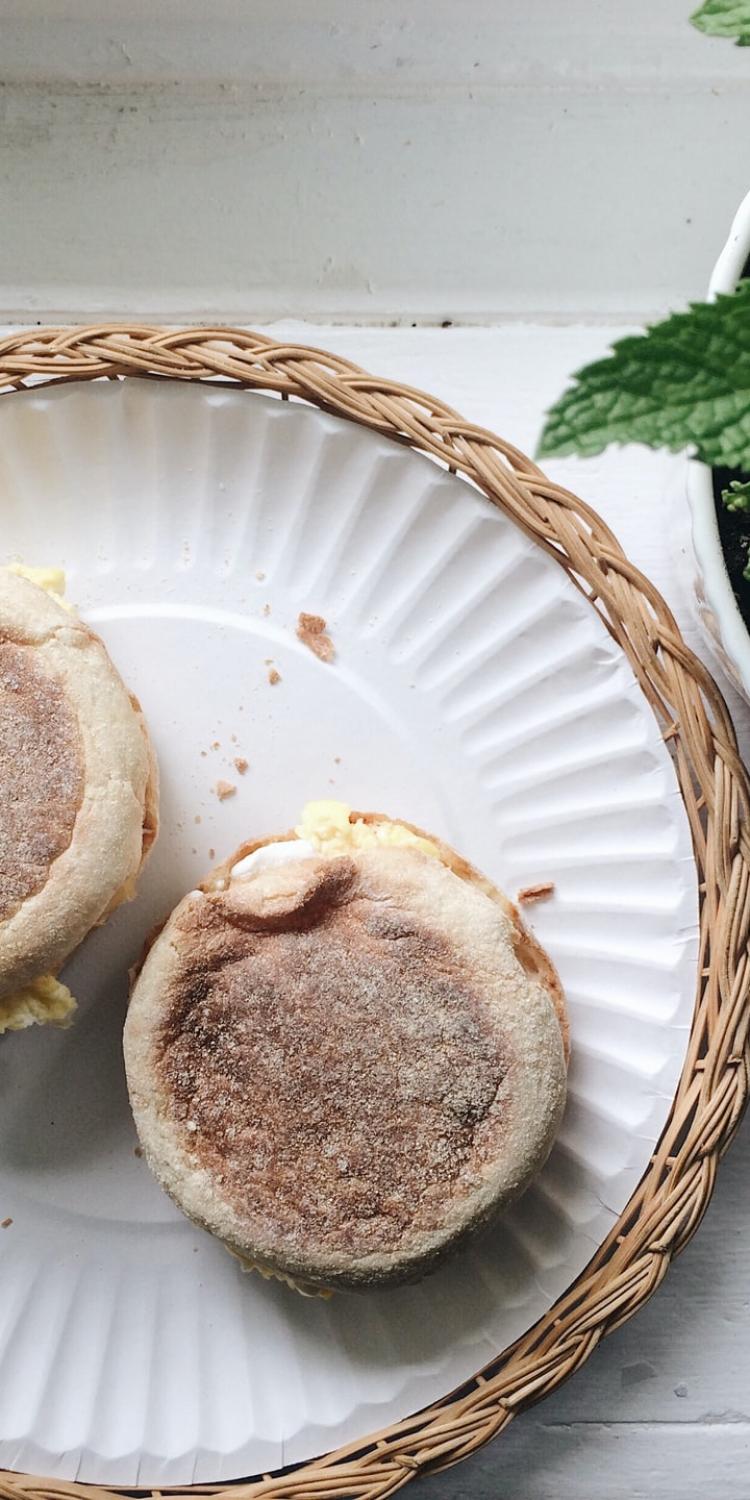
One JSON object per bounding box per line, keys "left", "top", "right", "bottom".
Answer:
{"left": 0, "top": 567, "right": 160, "bottom": 1006}
{"left": 208, "top": 811, "right": 569, "bottom": 1062}
{"left": 126, "top": 823, "right": 567, "bottom": 1291}
{"left": 156, "top": 857, "right": 511, "bottom": 1261}
{"left": 0, "top": 640, "right": 84, "bottom": 923}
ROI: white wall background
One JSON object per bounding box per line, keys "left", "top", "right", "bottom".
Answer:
{"left": 1, "top": 0, "right": 749, "bottom": 323}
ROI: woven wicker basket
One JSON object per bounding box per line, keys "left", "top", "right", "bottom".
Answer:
{"left": 0, "top": 324, "right": 749, "bottom": 1500}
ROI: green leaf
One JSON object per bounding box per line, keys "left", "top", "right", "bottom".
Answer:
{"left": 722, "top": 478, "right": 750, "bottom": 511}
{"left": 691, "top": 0, "right": 750, "bottom": 44}
{"left": 537, "top": 283, "right": 750, "bottom": 468}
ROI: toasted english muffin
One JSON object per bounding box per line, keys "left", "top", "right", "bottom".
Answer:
{"left": 0, "top": 567, "right": 158, "bottom": 1033}
{"left": 125, "top": 803, "right": 566, "bottom": 1293}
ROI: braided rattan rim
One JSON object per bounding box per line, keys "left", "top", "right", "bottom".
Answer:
{"left": 1, "top": 324, "right": 749, "bottom": 1500}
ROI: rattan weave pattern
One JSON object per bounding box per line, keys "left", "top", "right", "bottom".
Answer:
{"left": 0, "top": 324, "right": 748, "bottom": 1500}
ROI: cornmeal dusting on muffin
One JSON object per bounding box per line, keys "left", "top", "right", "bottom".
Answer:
{"left": 159, "top": 870, "right": 508, "bottom": 1255}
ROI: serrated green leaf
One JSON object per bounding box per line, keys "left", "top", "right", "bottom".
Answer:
{"left": 722, "top": 478, "right": 750, "bottom": 511}
{"left": 538, "top": 283, "right": 750, "bottom": 468}
{"left": 691, "top": 0, "right": 750, "bottom": 43}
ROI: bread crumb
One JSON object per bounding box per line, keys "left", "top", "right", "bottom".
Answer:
{"left": 262, "top": 603, "right": 271, "bottom": 616}
{"left": 1, "top": 1218, "right": 12, "bottom": 1229}
{"left": 134, "top": 1145, "right": 143, "bottom": 1159}
{"left": 208, "top": 847, "right": 216, "bottom": 860}
{"left": 230, "top": 734, "right": 237, "bottom": 744}
{"left": 518, "top": 882, "right": 555, "bottom": 905}
{"left": 334, "top": 756, "right": 341, "bottom": 764}
{"left": 297, "top": 611, "right": 335, "bottom": 663}
{"left": 200, "top": 750, "right": 208, "bottom": 758}
{"left": 215, "top": 780, "right": 237, "bottom": 801}
{"left": 211, "top": 740, "right": 220, "bottom": 750}
{"left": 256, "top": 570, "right": 266, "bottom": 581}
{"left": 264, "top": 657, "right": 274, "bottom": 665}
{"left": 194, "top": 814, "right": 202, "bottom": 825}
{"left": 234, "top": 757, "right": 249, "bottom": 774}
{"left": 268, "top": 667, "right": 281, "bottom": 686}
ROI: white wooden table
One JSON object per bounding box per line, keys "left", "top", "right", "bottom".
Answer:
{"left": 258, "top": 322, "right": 750, "bottom": 1500}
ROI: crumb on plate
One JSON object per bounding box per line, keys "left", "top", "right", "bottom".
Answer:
{"left": 517, "top": 882, "right": 556, "bottom": 905}
{"left": 234, "top": 757, "right": 249, "bottom": 774}
{"left": 297, "top": 611, "right": 335, "bottom": 663}
{"left": 215, "top": 780, "right": 237, "bottom": 801}
{"left": 268, "top": 667, "right": 281, "bottom": 685}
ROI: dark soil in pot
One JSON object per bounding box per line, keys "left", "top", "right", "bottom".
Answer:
{"left": 711, "top": 257, "right": 750, "bottom": 632}
{"left": 713, "top": 465, "right": 750, "bottom": 631}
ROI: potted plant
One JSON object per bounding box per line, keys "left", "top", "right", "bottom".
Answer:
{"left": 688, "top": 191, "right": 750, "bottom": 699}
{"left": 539, "top": 190, "right": 750, "bottom": 701}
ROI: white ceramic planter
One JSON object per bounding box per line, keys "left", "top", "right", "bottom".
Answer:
{"left": 687, "top": 189, "right": 750, "bottom": 700}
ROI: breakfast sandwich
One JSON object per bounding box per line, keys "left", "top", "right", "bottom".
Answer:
{"left": 0, "top": 566, "right": 158, "bottom": 1034}
{"left": 125, "top": 802, "right": 566, "bottom": 1294}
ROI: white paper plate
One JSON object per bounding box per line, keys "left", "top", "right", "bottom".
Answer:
{"left": 0, "top": 380, "right": 698, "bottom": 1485}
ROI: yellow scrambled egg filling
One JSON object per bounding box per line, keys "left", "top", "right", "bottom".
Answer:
{"left": 0, "top": 975, "right": 77, "bottom": 1035}
{"left": 6, "top": 563, "right": 74, "bottom": 612}
{"left": 228, "top": 1246, "right": 333, "bottom": 1298}
{"left": 1, "top": 566, "right": 78, "bottom": 1034}
{"left": 296, "top": 799, "right": 439, "bottom": 859}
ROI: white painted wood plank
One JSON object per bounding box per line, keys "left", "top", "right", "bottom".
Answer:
{"left": 0, "top": 1, "right": 748, "bottom": 322}
{"left": 5, "top": 0, "right": 750, "bottom": 87}
{"left": 417, "top": 1422, "right": 750, "bottom": 1500}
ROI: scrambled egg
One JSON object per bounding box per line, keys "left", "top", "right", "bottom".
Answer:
{"left": 6, "top": 563, "right": 74, "bottom": 612}
{"left": 1, "top": 565, "right": 77, "bottom": 1035}
{"left": 0, "top": 975, "right": 76, "bottom": 1035}
{"left": 296, "top": 799, "right": 439, "bottom": 859}
{"left": 228, "top": 1246, "right": 333, "bottom": 1299}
